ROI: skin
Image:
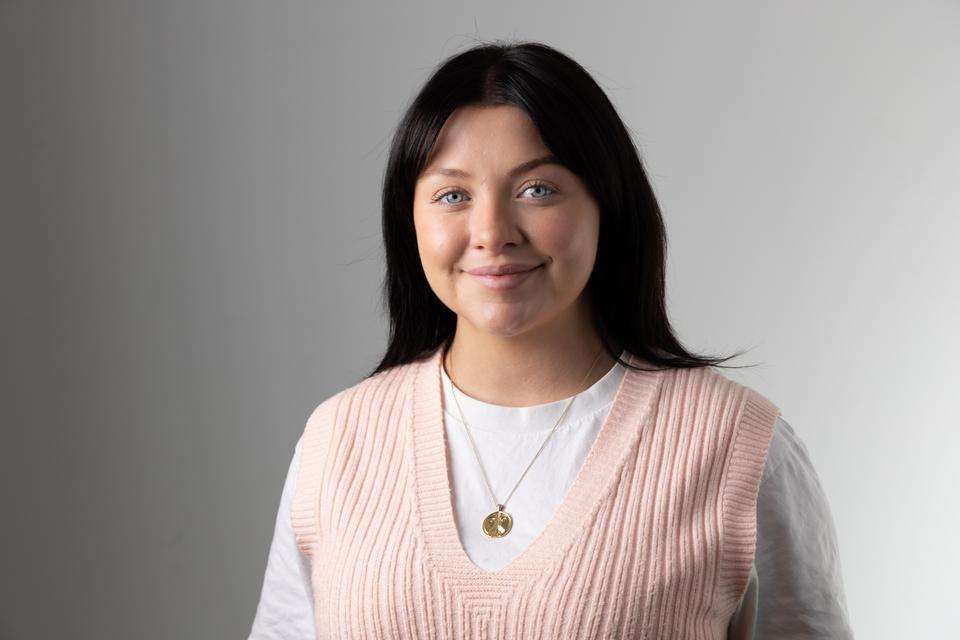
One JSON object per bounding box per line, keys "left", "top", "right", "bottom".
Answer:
{"left": 412, "top": 104, "right": 618, "bottom": 407}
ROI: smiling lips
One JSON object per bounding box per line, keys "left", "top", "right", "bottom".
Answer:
{"left": 466, "top": 263, "right": 541, "bottom": 275}
{"left": 466, "top": 263, "right": 543, "bottom": 290}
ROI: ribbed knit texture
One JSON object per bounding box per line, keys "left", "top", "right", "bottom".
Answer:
{"left": 291, "top": 347, "right": 779, "bottom": 639}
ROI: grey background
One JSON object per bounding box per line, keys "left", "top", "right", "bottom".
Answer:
{"left": 3, "top": 1, "right": 958, "bottom": 638}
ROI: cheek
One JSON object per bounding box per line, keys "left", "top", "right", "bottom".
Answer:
{"left": 537, "top": 214, "right": 599, "bottom": 269}
{"left": 414, "top": 212, "right": 463, "bottom": 270}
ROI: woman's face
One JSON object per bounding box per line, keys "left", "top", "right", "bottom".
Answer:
{"left": 412, "top": 104, "right": 601, "bottom": 339}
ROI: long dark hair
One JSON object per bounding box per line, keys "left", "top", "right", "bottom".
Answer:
{"left": 366, "top": 39, "right": 758, "bottom": 379}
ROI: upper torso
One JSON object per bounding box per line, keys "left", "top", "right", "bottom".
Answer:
{"left": 249, "top": 350, "right": 854, "bottom": 639}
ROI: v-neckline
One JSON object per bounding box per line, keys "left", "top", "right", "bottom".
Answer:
{"left": 408, "top": 345, "right": 666, "bottom": 585}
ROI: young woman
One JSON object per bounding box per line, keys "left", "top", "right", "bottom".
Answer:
{"left": 249, "top": 41, "right": 853, "bottom": 639}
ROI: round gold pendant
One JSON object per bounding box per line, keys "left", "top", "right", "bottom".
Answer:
{"left": 481, "top": 504, "right": 513, "bottom": 538}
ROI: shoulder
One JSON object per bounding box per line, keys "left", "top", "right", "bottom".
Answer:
{"left": 639, "top": 363, "right": 781, "bottom": 444}
{"left": 663, "top": 364, "right": 781, "bottom": 425}
{"left": 646, "top": 364, "right": 781, "bottom": 473}
{"left": 302, "top": 357, "right": 420, "bottom": 433}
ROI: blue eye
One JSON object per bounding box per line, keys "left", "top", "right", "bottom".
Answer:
{"left": 522, "top": 182, "right": 556, "bottom": 199}
{"left": 436, "top": 190, "right": 468, "bottom": 205}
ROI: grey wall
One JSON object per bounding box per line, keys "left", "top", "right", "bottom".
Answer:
{"left": 2, "top": 1, "right": 957, "bottom": 638}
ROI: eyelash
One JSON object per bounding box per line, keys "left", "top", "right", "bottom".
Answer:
{"left": 431, "top": 181, "right": 557, "bottom": 206}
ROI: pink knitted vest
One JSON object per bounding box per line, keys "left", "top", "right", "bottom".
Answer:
{"left": 292, "top": 346, "right": 779, "bottom": 639}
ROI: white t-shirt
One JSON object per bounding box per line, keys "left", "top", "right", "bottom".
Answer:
{"left": 249, "top": 354, "right": 854, "bottom": 638}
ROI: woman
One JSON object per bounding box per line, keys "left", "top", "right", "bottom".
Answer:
{"left": 249, "top": 41, "right": 853, "bottom": 639}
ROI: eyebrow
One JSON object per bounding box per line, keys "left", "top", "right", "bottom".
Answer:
{"left": 421, "top": 154, "right": 561, "bottom": 180}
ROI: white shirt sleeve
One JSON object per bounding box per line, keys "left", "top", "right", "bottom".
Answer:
{"left": 248, "top": 435, "right": 316, "bottom": 639}
{"left": 728, "top": 416, "right": 855, "bottom": 639}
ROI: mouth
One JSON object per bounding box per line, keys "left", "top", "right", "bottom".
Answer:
{"left": 467, "top": 264, "right": 543, "bottom": 291}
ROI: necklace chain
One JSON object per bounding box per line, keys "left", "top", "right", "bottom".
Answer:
{"left": 445, "top": 347, "right": 605, "bottom": 517}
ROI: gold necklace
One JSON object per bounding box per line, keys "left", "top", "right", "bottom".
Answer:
{"left": 444, "top": 347, "right": 605, "bottom": 539}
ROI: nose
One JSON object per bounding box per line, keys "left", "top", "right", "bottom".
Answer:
{"left": 468, "top": 193, "right": 525, "bottom": 251}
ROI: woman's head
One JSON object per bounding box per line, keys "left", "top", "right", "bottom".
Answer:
{"left": 369, "top": 40, "right": 751, "bottom": 377}
{"left": 413, "top": 103, "right": 601, "bottom": 343}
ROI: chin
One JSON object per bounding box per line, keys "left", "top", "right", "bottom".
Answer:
{"left": 469, "top": 308, "right": 543, "bottom": 337}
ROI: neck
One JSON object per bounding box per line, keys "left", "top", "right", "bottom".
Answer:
{"left": 442, "top": 309, "right": 620, "bottom": 408}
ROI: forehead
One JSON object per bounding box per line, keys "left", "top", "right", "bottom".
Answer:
{"left": 421, "top": 105, "right": 550, "bottom": 174}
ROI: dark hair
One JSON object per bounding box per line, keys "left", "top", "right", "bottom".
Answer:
{"left": 366, "top": 39, "right": 758, "bottom": 379}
